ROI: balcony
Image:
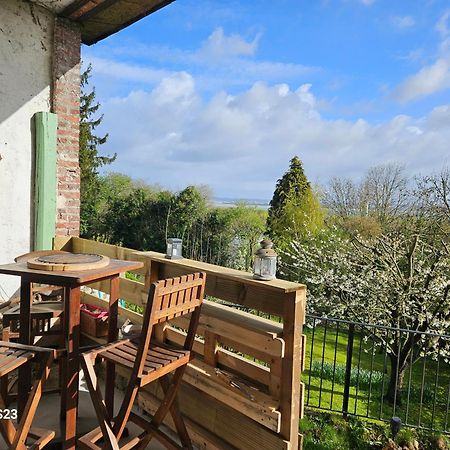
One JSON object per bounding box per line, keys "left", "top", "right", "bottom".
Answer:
{"left": 1, "top": 236, "right": 306, "bottom": 449}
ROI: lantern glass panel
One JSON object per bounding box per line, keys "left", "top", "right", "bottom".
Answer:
{"left": 166, "top": 238, "right": 183, "bottom": 259}
{"left": 261, "top": 257, "right": 276, "bottom": 278}
{"left": 253, "top": 257, "right": 262, "bottom": 274}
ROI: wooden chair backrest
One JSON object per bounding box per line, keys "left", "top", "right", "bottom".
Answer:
{"left": 149, "top": 272, "right": 206, "bottom": 325}
{"left": 134, "top": 272, "right": 206, "bottom": 377}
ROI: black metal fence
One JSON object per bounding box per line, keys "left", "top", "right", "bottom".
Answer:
{"left": 304, "top": 315, "right": 450, "bottom": 433}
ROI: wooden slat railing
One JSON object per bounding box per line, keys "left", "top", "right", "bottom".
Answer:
{"left": 54, "top": 236, "right": 306, "bottom": 450}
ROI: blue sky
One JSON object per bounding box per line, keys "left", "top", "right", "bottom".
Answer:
{"left": 82, "top": 0, "right": 450, "bottom": 199}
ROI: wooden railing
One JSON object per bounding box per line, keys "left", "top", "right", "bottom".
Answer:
{"left": 54, "top": 236, "right": 306, "bottom": 450}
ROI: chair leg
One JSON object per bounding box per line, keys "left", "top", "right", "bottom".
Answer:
{"left": 11, "top": 351, "right": 54, "bottom": 449}
{"left": 0, "top": 389, "right": 16, "bottom": 446}
{"left": 1, "top": 327, "right": 11, "bottom": 407}
{"left": 160, "top": 375, "right": 192, "bottom": 449}
{"left": 80, "top": 354, "right": 119, "bottom": 450}
{"left": 139, "top": 366, "right": 188, "bottom": 449}
{"left": 112, "top": 377, "right": 140, "bottom": 442}
{"left": 59, "top": 354, "right": 67, "bottom": 419}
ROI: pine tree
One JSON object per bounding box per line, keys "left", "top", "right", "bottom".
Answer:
{"left": 79, "top": 64, "right": 116, "bottom": 238}
{"left": 267, "top": 156, "right": 323, "bottom": 246}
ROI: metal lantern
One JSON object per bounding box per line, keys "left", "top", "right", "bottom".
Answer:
{"left": 253, "top": 239, "right": 277, "bottom": 280}
{"left": 166, "top": 238, "right": 183, "bottom": 259}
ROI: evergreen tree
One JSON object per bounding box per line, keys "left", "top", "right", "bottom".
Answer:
{"left": 79, "top": 64, "right": 116, "bottom": 238}
{"left": 267, "top": 156, "right": 324, "bottom": 246}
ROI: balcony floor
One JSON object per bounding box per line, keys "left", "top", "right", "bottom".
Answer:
{"left": 0, "top": 372, "right": 174, "bottom": 449}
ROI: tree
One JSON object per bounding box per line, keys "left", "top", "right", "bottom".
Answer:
{"left": 324, "top": 164, "right": 409, "bottom": 235}
{"left": 361, "top": 164, "right": 409, "bottom": 225}
{"left": 267, "top": 156, "right": 324, "bottom": 247}
{"left": 324, "top": 176, "right": 359, "bottom": 219}
{"left": 416, "top": 167, "right": 450, "bottom": 232}
{"left": 280, "top": 227, "right": 450, "bottom": 404}
{"left": 79, "top": 64, "right": 116, "bottom": 238}
{"left": 228, "top": 203, "right": 266, "bottom": 270}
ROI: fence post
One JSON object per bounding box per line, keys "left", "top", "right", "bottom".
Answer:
{"left": 343, "top": 322, "right": 355, "bottom": 418}
{"left": 280, "top": 287, "right": 306, "bottom": 449}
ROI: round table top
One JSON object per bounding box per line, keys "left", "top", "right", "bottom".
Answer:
{"left": 27, "top": 253, "right": 111, "bottom": 272}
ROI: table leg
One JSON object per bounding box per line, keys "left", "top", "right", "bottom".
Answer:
{"left": 17, "top": 279, "right": 32, "bottom": 419}
{"left": 63, "top": 286, "right": 80, "bottom": 450}
{"left": 60, "top": 287, "right": 68, "bottom": 420}
{"left": 105, "top": 276, "right": 120, "bottom": 419}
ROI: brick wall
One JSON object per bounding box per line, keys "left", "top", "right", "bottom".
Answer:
{"left": 52, "top": 18, "right": 81, "bottom": 237}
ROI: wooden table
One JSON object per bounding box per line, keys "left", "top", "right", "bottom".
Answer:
{"left": 0, "top": 258, "right": 143, "bottom": 450}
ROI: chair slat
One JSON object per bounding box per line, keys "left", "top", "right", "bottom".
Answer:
{"left": 0, "top": 351, "right": 35, "bottom": 377}
{"left": 153, "top": 298, "right": 203, "bottom": 322}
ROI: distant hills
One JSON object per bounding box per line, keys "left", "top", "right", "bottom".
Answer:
{"left": 212, "top": 197, "right": 269, "bottom": 209}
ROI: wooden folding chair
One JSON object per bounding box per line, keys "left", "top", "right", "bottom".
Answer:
{"left": 79, "top": 272, "right": 206, "bottom": 450}
{"left": 0, "top": 341, "right": 55, "bottom": 449}
{"left": 0, "top": 249, "right": 67, "bottom": 407}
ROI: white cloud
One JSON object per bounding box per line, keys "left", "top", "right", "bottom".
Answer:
{"left": 390, "top": 15, "right": 415, "bottom": 30}
{"left": 398, "top": 48, "right": 424, "bottom": 63}
{"left": 393, "top": 58, "right": 450, "bottom": 103}
{"left": 198, "top": 27, "right": 260, "bottom": 60}
{"left": 100, "top": 76, "right": 450, "bottom": 199}
{"left": 83, "top": 28, "right": 318, "bottom": 94}
{"left": 87, "top": 56, "right": 172, "bottom": 84}
{"left": 392, "top": 11, "right": 450, "bottom": 102}
{"left": 436, "top": 9, "right": 450, "bottom": 37}
{"left": 359, "top": 0, "right": 376, "bottom": 6}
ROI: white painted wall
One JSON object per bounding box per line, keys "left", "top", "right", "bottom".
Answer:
{"left": 0, "top": 0, "right": 54, "bottom": 299}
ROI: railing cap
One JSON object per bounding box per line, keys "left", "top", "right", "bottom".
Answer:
{"left": 137, "top": 251, "right": 306, "bottom": 294}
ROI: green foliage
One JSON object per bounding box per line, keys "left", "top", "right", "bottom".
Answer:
{"left": 301, "top": 412, "right": 450, "bottom": 450}
{"left": 395, "top": 428, "right": 419, "bottom": 448}
{"left": 309, "top": 360, "right": 434, "bottom": 402}
{"left": 104, "top": 187, "right": 157, "bottom": 250}
{"left": 300, "top": 413, "right": 384, "bottom": 450}
{"left": 86, "top": 177, "right": 266, "bottom": 270}
{"left": 418, "top": 432, "right": 450, "bottom": 450}
{"left": 340, "top": 215, "right": 382, "bottom": 239}
{"left": 225, "top": 203, "right": 267, "bottom": 270}
{"left": 267, "top": 156, "right": 324, "bottom": 247}
{"left": 310, "top": 360, "right": 384, "bottom": 390}
{"left": 79, "top": 65, "right": 116, "bottom": 238}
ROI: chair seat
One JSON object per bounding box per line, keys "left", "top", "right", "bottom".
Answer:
{"left": 2, "top": 301, "right": 64, "bottom": 348}
{"left": 100, "top": 340, "right": 190, "bottom": 383}
{"left": 0, "top": 347, "right": 35, "bottom": 377}
{"left": 0, "top": 342, "right": 55, "bottom": 449}
{"left": 3, "top": 301, "right": 63, "bottom": 320}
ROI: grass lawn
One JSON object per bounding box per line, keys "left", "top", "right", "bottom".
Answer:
{"left": 303, "top": 323, "right": 450, "bottom": 433}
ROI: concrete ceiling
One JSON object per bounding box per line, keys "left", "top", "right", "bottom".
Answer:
{"left": 33, "top": 0, "right": 175, "bottom": 45}
{"left": 33, "top": 0, "right": 76, "bottom": 14}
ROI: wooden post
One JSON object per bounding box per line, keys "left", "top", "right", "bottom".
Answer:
{"left": 106, "top": 275, "right": 120, "bottom": 419}
{"left": 34, "top": 112, "right": 58, "bottom": 251}
{"left": 269, "top": 358, "right": 282, "bottom": 398}
{"left": 53, "top": 236, "right": 73, "bottom": 251}
{"left": 203, "top": 330, "right": 218, "bottom": 367}
{"left": 279, "top": 287, "right": 306, "bottom": 449}
{"left": 148, "top": 260, "right": 161, "bottom": 285}
{"left": 64, "top": 286, "right": 81, "bottom": 450}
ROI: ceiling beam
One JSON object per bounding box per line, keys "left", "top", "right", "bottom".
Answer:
{"left": 61, "top": 0, "right": 121, "bottom": 21}
{"left": 61, "top": 0, "right": 93, "bottom": 19}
